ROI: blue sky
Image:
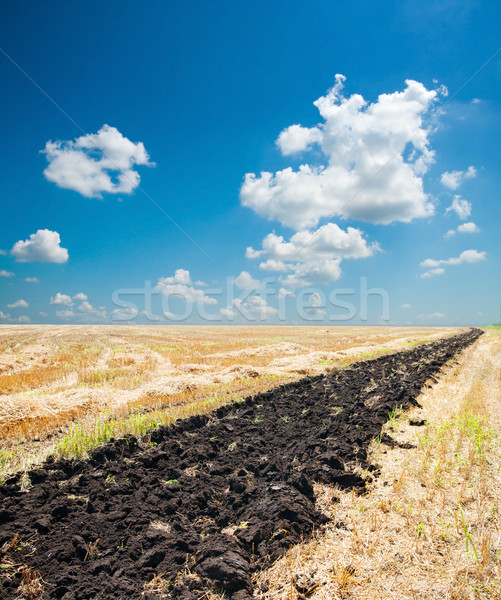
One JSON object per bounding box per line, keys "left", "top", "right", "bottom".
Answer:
{"left": 0, "top": 0, "right": 499, "bottom": 326}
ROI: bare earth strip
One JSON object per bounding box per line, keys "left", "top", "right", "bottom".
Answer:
{"left": 255, "top": 329, "right": 501, "bottom": 600}
{"left": 0, "top": 325, "right": 460, "bottom": 478}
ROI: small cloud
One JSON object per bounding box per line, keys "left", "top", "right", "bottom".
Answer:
{"left": 16, "top": 315, "right": 31, "bottom": 323}
{"left": 42, "top": 124, "right": 154, "bottom": 198}
{"left": 0, "top": 310, "right": 11, "bottom": 320}
{"left": 0, "top": 270, "right": 15, "bottom": 277}
{"left": 445, "top": 195, "right": 472, "bottom": 220}
{"left": 420, "top": 267, "right": 445, "bottom": 279}
{"left": 440, "top": 166, "right": 476, "bottom": 190}
{"left": 233, "top": 271, "right": 262, "bottom": 290}
{"left": 77, "top": 301, "right": 106, "bottom": 319}
{"left": 7, "top": 299, "right": 29, "bottom": 308}
{"left": 111, "top": 307, "right": 138, "bottom": 321}
{"left": 401, "top": 303, "right": 412, "bottom": 310}
{"left": 50, "top": 292, "right": 73, "bottom": 306}
{"left": 56, "top": 309, "right": 75, "bottom": 319}
{"left": 420, "top": 249, "right": 486, "bottom": 278}
{"left": 279, "top": 287, "right": 295, "bottom": 299}
{"left": 444, "top": 221, "right": 479, "bottom": 238}
{"left": 11, "top": 229, "right": 68, "bottom": 263}
{"left": 457, "top": 222, "right": 479, "bottom": 234}
{"left": 39, "top": 311, "right": 48, "bottom": 317}
{"left": 73, "top": 292, "right": 88, "bottom": 301}
{"left": 220, "top": 295, "right": 278, "bottom": 321}
{"left": 0, "top": 249, "right": 6, "bottom": 255}
{"left": 24, "top": 277, "right": 40, "bottom": 283}
{"left": 156, "top": 269, "right": 217, "bottom": 305}
{"left": 471, "top": 98, "right": 481, "bottom": 104}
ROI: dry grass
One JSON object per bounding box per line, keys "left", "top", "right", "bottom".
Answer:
{"left": 254, "top": 329, "right": 501, "bottom": 599}
{"left": 0, "top": 324, "right": 460, "bottom": 480}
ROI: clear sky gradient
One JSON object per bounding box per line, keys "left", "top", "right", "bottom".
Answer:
{"left": 0, "top": 1, "right": 500, "bottom": 326}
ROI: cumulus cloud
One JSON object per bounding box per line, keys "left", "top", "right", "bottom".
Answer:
{"left": 7, "top": 299, "right": 28, "bottom": 308}
{"left": 11, "top": 229, "right": 68, "bottom": 263}
{"left": 50, "top": 292, "right": 73, "bottom": 306}
{"left": 457, "top": 222, "right": 479, "bottom": 234}
{"left": 233, "top": 271, "right": 262, "bottom": 290}
{"left": 241, "top": 75, "right": 441, "bottom": 229}
{"left": 0, "top": 311, "right": 11, "bottom": 320}
{"left": 445, "top": 221, "right": 479, "bottom": 238}
{"left": 77, "top": 301, "right": 106, "bottom": 319}
{"left": 25, "top": 277, "right": 40, "bottom": 283}
{"left": 16, "top": 315, "right": 31, "bottom": 323}
{"left": 0, "top": 270, "right": 14, "bottom": 277}
{"left": 73, "top": 292, "right": 88, "bottom": 301}
{"left": 420, "top": 249, "right": 486, "bottom": 278}
{"left": 440, "top": 166, "right": 476, "bottom": 190}
{"left": 156, "top": 269, "right": 217, "bottom": 304}
{"left": 42, "top": 124, "right": 154, "bottom": 198}
{"left": 246, "top": 223, "right": 377, "bottom": 287}
{"left": 445, "top": 195, "right": 472, "bottom": 220}
{"left": 39, "top": 311, "right": 48, "bottom": 317}
{"left": 220, "top": 295, "right": 278, "bottom": 321}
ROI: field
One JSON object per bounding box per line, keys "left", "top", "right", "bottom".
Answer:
{"left": 0, "top": 325, "right": 461, "bottom": 478}
{"left": 1, "top": 326, "right": 500, "bottom": 599}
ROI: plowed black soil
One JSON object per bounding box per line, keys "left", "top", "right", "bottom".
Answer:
{"left": 0, "top": 329, "right": 482, "bottom": 600}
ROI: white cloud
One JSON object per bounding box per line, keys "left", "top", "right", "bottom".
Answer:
{"left": 420, "top": 267, "right": 445, "bottom": 278}
{"left": 43, "top": 124, "right": 154, "bottom": 198}
{"left": 39, "top": 311, "right": 48, "bottom": 317}
{"left": 25, "top": 277, "right": 40, "bottom": 283}
{"left": 16, "top": 315, "right": 31, "bottom": 323}
{"left": 7, "top": 299, "right": 28, "bottom": 308}
{"left": 111, "top": 307, "right": 138, "bottom": 321}
{"left": 56, "top": 309, "right": 75, "bottom": 319}
{"left": 279, "top": 287, "right": 295, "bottom": 298}
{"left": 457, "top": 222, "right": 479, "bottom": 234}
{"left": 419, "top": 312, "right": 446, "bottom": 320}
{"left": 77, "top": 301, "right": 106, "bottom": 319}
{"left": 440, "top": 166, "right": 476, "bottom": 190}
{"left": 233, "top": 271, "right": 262, "bottom": 290}
{"left": 73, "top": 292, "right": 88, "bottom": 301}
{"left": 444, "top": 220, "right": 479, "bottom": 238}
{"left": 50, "top": 292, "right": 73, "bottom": 306}
{"left": 156, "top": 269, "right": 217, "bottom": 305}
{"left": 0, "top": 249, "right": 6, "bottom": 255}
{"left": 0, "top": 270, "right": 14, "bottom": 277}
{"left": 11, "top": 229, "right": 68, "bottom": 263}
{"left": 401, "top": 303, "right": 412, "bottom": 310}
{"left": 420, "top": 249, "right": 486, "bottom": 278}
{"left": 220, "top": 295, "right": 278, "bottom": 321}
{"left": 241, "top": 75, "right": 440, "bottom": 229}
{"left": 0, "top": 311, "right": 11, "bottom": 320}
{"left": 246, "top": 223, "right": 377, "bottom": 287}
{"left": 276, "top": 124, "right": 323, "bottom": 155}
{"left": 445, "top": 195, "right": 472, "bottom": 220}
